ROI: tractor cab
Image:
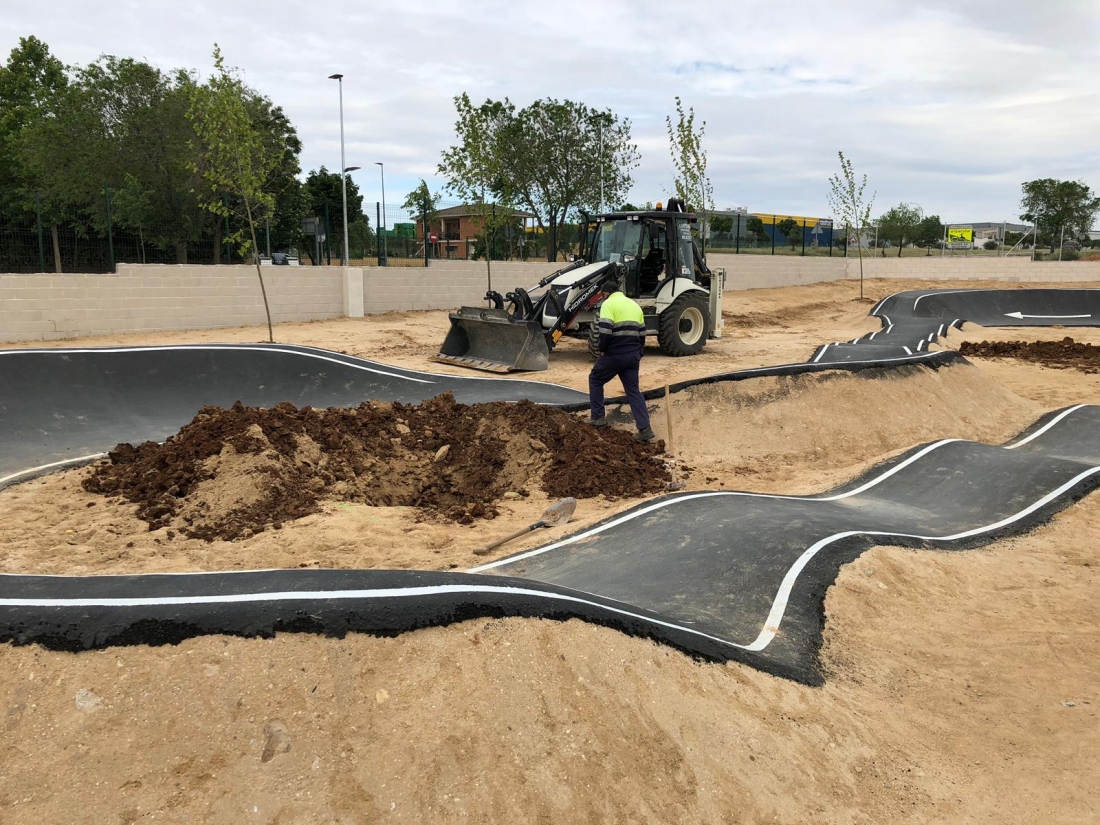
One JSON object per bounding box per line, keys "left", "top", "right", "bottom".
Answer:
{"left": 584, "top": 200, "right": 711, "bottom": 300}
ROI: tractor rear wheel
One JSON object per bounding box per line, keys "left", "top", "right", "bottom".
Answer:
{"left": 587, "top": 322, "right": 601, "bottom": 360}
{"left": 658, "top": 293, "right": 709, "bottom": 357}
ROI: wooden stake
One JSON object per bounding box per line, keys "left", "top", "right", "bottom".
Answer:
{"left": 664, "top": 384, "right": 675, "bottom": 455}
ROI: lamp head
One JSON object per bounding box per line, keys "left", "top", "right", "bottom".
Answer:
{"left": 328, "top": 73, "right": 343, "bottom": 80}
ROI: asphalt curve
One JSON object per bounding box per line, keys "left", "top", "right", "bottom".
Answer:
{"left": 3, "top": 405, "right": 1098, "bottom": 684}
{"left": 2, "top": 288, "right": 1099, "bottom": 682}
{"left": 0, "top": 343, "right": 587, "bottom": 486}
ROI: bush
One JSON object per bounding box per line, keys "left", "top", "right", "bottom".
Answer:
{"left": 1061, "top": 250, "right": 1080, "bottom": 261}
{"left": 983, "top": 239, "right": 999, "bottom": 250}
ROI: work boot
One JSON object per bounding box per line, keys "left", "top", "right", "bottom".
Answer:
{"left": 587, "top": 418, "right": 608, "bottom": 428}
{"left": 634, "top": 427, "right": 656, "bottom": 443}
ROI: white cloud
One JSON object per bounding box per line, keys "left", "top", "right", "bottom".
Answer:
{"left": 3, "top": 0, "right": 1097, "bottom": 223}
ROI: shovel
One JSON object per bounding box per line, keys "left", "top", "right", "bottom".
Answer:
{"left": 472, "top": 497, "right": 577, "bottom": 556}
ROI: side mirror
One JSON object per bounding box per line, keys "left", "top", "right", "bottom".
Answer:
{"left": 622, "top": 252, "right": 636, "bottom": 264}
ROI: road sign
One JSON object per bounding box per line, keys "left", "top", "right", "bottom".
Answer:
{"left": 429, "top": 232, "right": 439, "bottom": 242}
{"left": 947, "top": 226, "right": 973, "bottom": 249}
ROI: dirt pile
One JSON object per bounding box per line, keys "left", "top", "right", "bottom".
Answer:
{"left": 83, "top": 393, "right": 669, "bottom": 541}
{"left": 960, "top": 337, "right": 1100, "bottom": 373}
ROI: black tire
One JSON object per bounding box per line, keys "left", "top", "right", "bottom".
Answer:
{"left": 658, "top": 293, "right": 710, "bottom": 357}
{"left": 587, "top": 322, "right": 601, "bottom": 360}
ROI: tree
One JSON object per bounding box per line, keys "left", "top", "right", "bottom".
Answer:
{"left": 827, "top": 151, "right": 876, "bottom": 299}
{"left": 439, "top": 94, "right": 639, "bottom": 263}
{"left": 914, "top": 215, "right": 944, "bottom": 255}
{"left": 746, "top": 215, "right": 766, "bottom": 246}
{"left": 776, "top": 217, "right": 800, "bottom": 251}
{"left": 0, "top": 36, "right": 68, "bottom": 219}
{"left": 402, "top": 178, "right": 440, "bottom": 258}
{"left": 187, "top": 45, "right": 288, "bottom": 342}
{"left": 666, "top": 97, "right": 714, "bottom": 254}
{"left": 1019, "top": 178, "right": 1100, "bottom": 252}
{"left": 876, "top": 202, "right": 923, "bottom": 257}
{"left": 303, "top": 166, "right": 365, "bottom": 264}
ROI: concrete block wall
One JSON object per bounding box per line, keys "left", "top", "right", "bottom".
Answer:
{"left": 849, "top": 255, "right": 1100, "bottom": 282}
{"left": 708, "top": 253, "right": 846, "bottom": 290}
{"left": 3, "top": 257, "right": 1098, "bottom": 343}
{"left": 0, "top": 264, "right": 345, "bottom": 343}
{"left": 360, "top": 260, "right": 561, "bottom": 314}
{"left": 705, "top": 254, "right": 1100, "bottom": 288}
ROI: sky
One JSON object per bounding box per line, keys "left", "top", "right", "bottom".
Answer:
{"left": 4, "top": 0, "right": 1099, "bottom": 225}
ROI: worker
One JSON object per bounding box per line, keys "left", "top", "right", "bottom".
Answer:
{"left": 588, "top": 271, "right": 656, "bottom": 443}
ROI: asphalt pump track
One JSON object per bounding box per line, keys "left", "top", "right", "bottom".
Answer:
{"left": 2, "top": 288, "right": 1099, "bottom": 683}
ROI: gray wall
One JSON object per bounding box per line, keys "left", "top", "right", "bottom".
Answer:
{"left": 2, "top": 258, "right": 1098, "bottom": 343}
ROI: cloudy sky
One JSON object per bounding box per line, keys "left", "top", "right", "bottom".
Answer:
{"left": 4, "top": 0, "right": 1098, "bottom": 224}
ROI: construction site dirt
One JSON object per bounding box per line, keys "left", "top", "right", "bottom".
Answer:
{"left": 83, "top": 394, "right": 669, "bottom": 541}
{"left": 960, "top": 335, "right": 1100, "bottom": 372}
{"left": 2, "top": 277, "right": 1099, "bottom": 824}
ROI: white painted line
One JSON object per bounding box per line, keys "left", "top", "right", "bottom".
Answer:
{"left": 0, "top": 344, "right": 587, "bottom": 394}
{"left": 812, "top": 345, "right": 829, "bottom": 363}
{"left": 902, "top": 347, "right": 913, "bottom": 354}
{"left": 1, "top": 345, "right": 437, "bottom": 384}
{"left": 1005, "top": 405, "right": 1089, "bottom": 450}
{"left": 0, "top": 454, "right": 107, "bottom": 487}
{"left": 470, "top": 438, "right": 968, "bottom": 573}
{"left": 912, "top": 289, "right": 982, "bottom": 310}
{"left": 7, "top": 461, "right": 1097, "bottom": 658}
{"left": 916, "top": 341, "right": 924, "bottom": 351}
{"left": 1005, "top": 312, "right": 1092, "bottom": 320}
{"left": 743, "top": 463, "right": 1100, "bottom": 651}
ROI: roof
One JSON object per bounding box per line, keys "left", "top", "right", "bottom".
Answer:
{"left": 434, "top": 204, "right": 536, "bottom": 219}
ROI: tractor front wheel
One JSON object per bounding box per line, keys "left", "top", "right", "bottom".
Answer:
{"left": 658, "top": 293, "right": 709, "bottom": 357}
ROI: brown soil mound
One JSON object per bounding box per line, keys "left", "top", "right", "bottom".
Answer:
{"left": 83, "top": 393, "right": 669, "bottom": 541}
{"left": 960, "top": 337, "right": 1100, "bottom": 373}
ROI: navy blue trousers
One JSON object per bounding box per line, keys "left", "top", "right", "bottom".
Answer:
{"left": 589, "top": 353, "right": 651, "bottom": 431}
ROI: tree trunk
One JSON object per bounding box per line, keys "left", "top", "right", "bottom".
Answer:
{"left": 897, "top": 241, "right": 903, "bottom": 258}
{"left": 244, "top": 199, "right": 274, "bottom": 343}
{"left": 51, "top": 224, "right": 62, "bottom": 273}
{"left": 547, "top": 217, "right": 557, "bottom": 263}
{"left": 213, "top": 219, "right": 223, "bottom": 265}
{"left": 175, "top": 240, "right": 188, "bottom": 264}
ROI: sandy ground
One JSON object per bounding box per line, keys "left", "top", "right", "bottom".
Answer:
{"left": 2, "top": 277, "right": 1099, "bottom": 823}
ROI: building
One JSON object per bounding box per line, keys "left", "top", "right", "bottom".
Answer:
{"left": 958, "top": 222, "right": 1032, "bottom": 242}
{"left": 414, "top": 204, "right": 536, "bottom": 259}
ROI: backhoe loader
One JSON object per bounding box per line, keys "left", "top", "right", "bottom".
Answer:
{"left": 433, "top": 199, "right": 724, "bottom": 372}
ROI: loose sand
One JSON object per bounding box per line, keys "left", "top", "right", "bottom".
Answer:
{"left": 1, "top": 277, "right": 1099, "bottom": 823}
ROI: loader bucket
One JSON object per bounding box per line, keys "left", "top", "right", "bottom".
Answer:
{"left": 432, "top": 306, "right": 551, "bottom": 373}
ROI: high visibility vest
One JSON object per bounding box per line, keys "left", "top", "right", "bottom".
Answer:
{"left": 597, "top": 291, "right": 646, "bottom": 356}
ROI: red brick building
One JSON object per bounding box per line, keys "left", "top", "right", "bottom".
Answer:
{"left": 416, "top": 204, "right": 535, "bottom": 259}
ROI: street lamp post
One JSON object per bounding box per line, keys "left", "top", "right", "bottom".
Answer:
{"left": 328, "top": 73, "right": 350, "bottom": 266}
{"left": 375, "top": 162, "right": 387, "bottom": 265}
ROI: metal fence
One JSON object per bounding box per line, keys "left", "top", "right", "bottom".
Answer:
{"left": 0, "top": 193, "right": 560, "bottom": 273}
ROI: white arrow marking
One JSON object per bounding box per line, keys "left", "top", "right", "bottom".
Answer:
{"left": 1004, "top": 311, "right": 1091, "bottom": 320}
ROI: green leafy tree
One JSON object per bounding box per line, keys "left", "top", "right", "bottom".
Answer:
{"left": 666, "top": 97, "right": 714, "bottom": 254}
{"left": 437, "top": 94, "right": 513, "bottom": 282}
{"left": 710, "top": 215, "right": 734, "bottom": 234}
{"left": 876, "top": 202, "right": 923, "bottom": 257}
{"left": 302, "top": 166, "right": 365, "bottom": 264}
{"left": 827, "top": 151, "right": 876, "bottom": 299}
{"left": 1019, "top": 178, "right": 1100, "bottom": 252}
{"left": 187, "top": 45, "right": 288, "bottom": 342}
{"left": 776, "top": 217, "right": 800, "bottom": 251}
{"left": 0, "top": 36, "right": 68, "bottom": 220}
{"left": 914, "top": 215, "right": 944, "bottom": 255}
{"left": 440, "top": 94, "right": 638, "bottom": 263}
{"left": 402, "top": 178, "right": 440, "bottom": 257}
{"left": 745, "top": 215, "right": 766, "bottom": 246}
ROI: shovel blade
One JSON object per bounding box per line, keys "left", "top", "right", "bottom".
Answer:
{"left": 539, "top": 497, "right": 577, "bottom": 528}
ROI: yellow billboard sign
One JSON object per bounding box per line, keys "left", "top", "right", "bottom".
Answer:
{"left": 947, "top": 226, "right": 973, "bottom": 247}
